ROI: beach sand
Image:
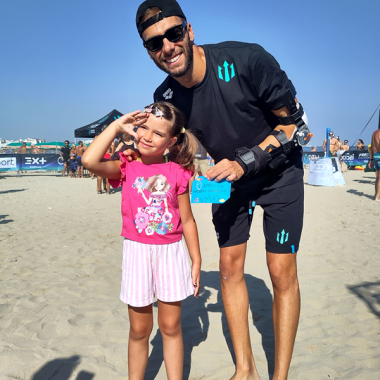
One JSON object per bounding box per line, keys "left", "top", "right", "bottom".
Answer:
{"left": 0, "top": 170, "right": 379, "bottom": 379}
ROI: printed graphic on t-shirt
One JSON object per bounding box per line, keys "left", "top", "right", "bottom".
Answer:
{"left": 132, "top": 174, "right": 174, "bottom": 236}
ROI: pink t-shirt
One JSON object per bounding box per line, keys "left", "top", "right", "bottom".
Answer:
{"left": 109, "top": 153, "right": 193, "bottom": 245}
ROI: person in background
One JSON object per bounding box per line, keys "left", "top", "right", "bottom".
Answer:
{"left": 341, "top": 140, "right": 349, "bottom": 151}
{"left": 115, "top": 132, "right": 135, "bottom": 154}
{"left": 69, "top": 144, "right": 77, "bottom": 178}
{"left": 76, "top": 141, "right": 87, "bottom": 178}
{"left": 311, "top": 146, "right": 317, "bottom": 152}
{"left": 96, "top": 143, "right": 114, "bottom": 194}
{"left": 16, "top": 142, "right": 27, "bottom": 154}
{"left": 31, "top": 144, "right": 40, "bottom": 154}
{"left": 101, "top": 125, "right": 116, "bottom": 155}
{"left": 193, "top": 142, "right": 209, "bottom": 178}
{"left": 16, "top": 142, "right": 28, "bottom": 173}
{"left": 322, "top": 131, "right": 340, "bottom": 156}
{"left": 368, "top": 129, "right": 380, "bottom": 201}
{"left": 356, "top": 139, "right": 365, "bottom": 150}
{"left": 60, "top": 140, "right": 71, "bottom": 177}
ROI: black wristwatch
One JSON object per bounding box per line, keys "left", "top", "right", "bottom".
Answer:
{"left": 235, "top": 147, "right": 255, "bottom": 176}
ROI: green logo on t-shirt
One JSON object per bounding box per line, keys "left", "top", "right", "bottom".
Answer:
{"left": 218, "top": 61, "right": 235, "bottom": 82}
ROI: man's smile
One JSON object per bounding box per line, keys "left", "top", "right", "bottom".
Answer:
{"left": 165, "top": 53, "right": 181, "bottom": 64}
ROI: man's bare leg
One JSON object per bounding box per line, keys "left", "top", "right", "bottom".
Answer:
{"left": 220, "top": 243, "right": 260, "bottom": 380}
{"left": 375, "top": 171, "right": 380, "bottom": 201}
{"left": 267, "top": 252, "right": 300, "bottom": 380}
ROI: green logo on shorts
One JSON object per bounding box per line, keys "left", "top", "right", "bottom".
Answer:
{"left": 277, "top": 229, "right": 289, "bottom": 244}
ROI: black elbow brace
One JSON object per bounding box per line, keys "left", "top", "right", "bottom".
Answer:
{"left": 235, "top": 146, "right": 269, "bottom": 176}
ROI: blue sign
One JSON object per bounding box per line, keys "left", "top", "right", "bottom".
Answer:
{"left": 191, "top": 176, "right": 231, "bottom": 204}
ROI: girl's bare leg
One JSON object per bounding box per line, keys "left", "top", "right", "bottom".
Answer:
{"left": 128, "top": 304, "right": 153, "bottom": 380}
{"left": 158, "top": 300, "right": 183, "bottom": 380}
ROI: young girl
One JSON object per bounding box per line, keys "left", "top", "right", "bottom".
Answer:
{"left": 82, "top": 102, "right": 201, "bottom": 380}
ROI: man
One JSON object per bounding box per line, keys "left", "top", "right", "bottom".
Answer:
{"left": 60, "top": 140, "right": 70, "bottom": 177}
{"left": 341, "top": 139, "right": 349, "bottom": 151}
{"left": 31, "top": 144, "right": 40, "bottom": 154}
{"left": 134, "top": 1, "right": 306, "bottom": 379}
{"left": 368, "top": 129, "right": 380, "bottom": 201}
{"left": 16, "top": 142, "right": 27, "bottom": 154}
{"left": 76, "top": 141, "right": 87, "bottom": 178}
{"left": 16, "top": 142, "right": 28, "bottom": 173}
{"left": 322, "top": 131, "right": 340, "bottom": 156}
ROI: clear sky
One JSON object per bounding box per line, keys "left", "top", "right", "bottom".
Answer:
{"left": 1, "top": 0, "right": 379, "bottom": 148}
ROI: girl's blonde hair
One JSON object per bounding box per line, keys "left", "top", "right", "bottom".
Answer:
{"left": 148, "top": 101, "right": 198, "bottom": 171}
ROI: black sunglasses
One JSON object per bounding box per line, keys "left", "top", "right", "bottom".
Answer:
{"left": 143, "top": 21, "right": 187, "bottom": 52}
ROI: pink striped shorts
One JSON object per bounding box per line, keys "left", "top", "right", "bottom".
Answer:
{"left": 120, "top": 239, "right": 194, "bottom": 307}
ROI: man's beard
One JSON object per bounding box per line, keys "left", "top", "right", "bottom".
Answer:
{"left": 152, "top": 37, "right": 194, "bottom": 78}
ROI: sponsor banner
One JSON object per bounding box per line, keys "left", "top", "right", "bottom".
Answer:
{"left": 303, "top": 150, "right": 369, "bottom": 166}
{"left": 21, "top": 154, "right": 63, "bottom": 171}
{"left": 340, "top": 150, "right": 370, "bottom": 166}
{"left": 0, "top": 155, "right": 20, "bottom": 171}
{"left": 0, "top": 154, "right": 63, "bottom": 171}
{"left": 302, "top": 151, "right": 324, "bottom": 164}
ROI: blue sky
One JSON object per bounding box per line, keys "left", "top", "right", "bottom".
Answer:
{"left": 1, "top": 0, "right": 379, "bottom": 148}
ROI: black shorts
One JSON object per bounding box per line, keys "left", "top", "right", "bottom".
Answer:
{"left": 212, "top": 180, "right": 304, "bottom": 253}
{"left": 63, "top": 157, "right": 70, "bottom": 165}
{"left": 76, "top": 157, "right": 83, "bottom": 167}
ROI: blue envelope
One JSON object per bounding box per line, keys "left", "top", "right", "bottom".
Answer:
{"left": 191, "top": 176, "right": 231, "bottom": 204}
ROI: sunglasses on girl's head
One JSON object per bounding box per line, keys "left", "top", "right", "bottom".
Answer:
{"left": 143, "top": 21, "right": 187, "bottom": 52}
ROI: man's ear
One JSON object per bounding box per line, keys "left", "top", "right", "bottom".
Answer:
{"left": 187, "top": 22, "right": 194, "bottom": 42}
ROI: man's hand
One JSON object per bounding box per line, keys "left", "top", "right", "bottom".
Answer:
{"left": 368, "top": 160, "right": 374, "bottom": 169}
{"left": 205, "top": 159, "right": 244, "bottom": 182}
{"left": 115, "top": 110, "right": 148, "bottom": 142}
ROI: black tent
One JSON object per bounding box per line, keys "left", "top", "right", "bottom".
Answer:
{"left": 75, "top": 109, "right": 123, "bottom": 138}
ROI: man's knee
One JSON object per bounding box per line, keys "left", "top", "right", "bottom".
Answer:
{"left": 267, "top": 256, "right": 299, "bottom": 293}
{"left": 219, "top": 244, "right": 246, "bottom": 278}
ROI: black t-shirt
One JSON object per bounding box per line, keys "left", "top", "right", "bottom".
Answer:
{"left": 154, "top": 42, "right": 303, "bottom": 190}
{"left": 60, "top": 146, "right": 70, "bottom": 159}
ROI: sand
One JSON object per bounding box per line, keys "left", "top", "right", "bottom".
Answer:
{"left": 0, "top": 169, "right": 379, "bottom": 380}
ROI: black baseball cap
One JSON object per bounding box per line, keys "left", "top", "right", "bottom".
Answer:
{"left": 136, "top": 0, "right": 186, "bottom": 37}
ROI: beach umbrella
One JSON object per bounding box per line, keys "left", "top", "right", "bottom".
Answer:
{"left": 35, "top": 141, "right": 65, "bottom": 148}
{"left": 6, "top": 142, "right": 32, "bottom": 147}
{"left": 36, "top": 141, "right": 66, "bottom": 154}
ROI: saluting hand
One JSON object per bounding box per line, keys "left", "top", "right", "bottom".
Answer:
{"left": 205, "top": 159, "right": 244, "bottom": 182}
{"left": 115, "top": 110, "right": 148, "bottom": 142}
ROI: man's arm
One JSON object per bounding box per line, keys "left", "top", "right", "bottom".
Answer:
{"left": 369, "top": 132, "right": 376, "bottom": 168}
{"left": 205, "top": 105, "right": 297, "bottom": 182}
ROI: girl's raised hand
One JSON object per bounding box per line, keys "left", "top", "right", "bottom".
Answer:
{"left": 115, "top": 110, "right": 148, "bottom": 142}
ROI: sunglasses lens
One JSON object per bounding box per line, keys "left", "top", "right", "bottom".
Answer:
{"left": 144, "top": 24, "right": 184, "bottom": 52}
{"left": 166, "top": 25, "right": 184, "bottom": 42}
{"left": 145, "top": 37, "right": 162, "bottom": 52}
